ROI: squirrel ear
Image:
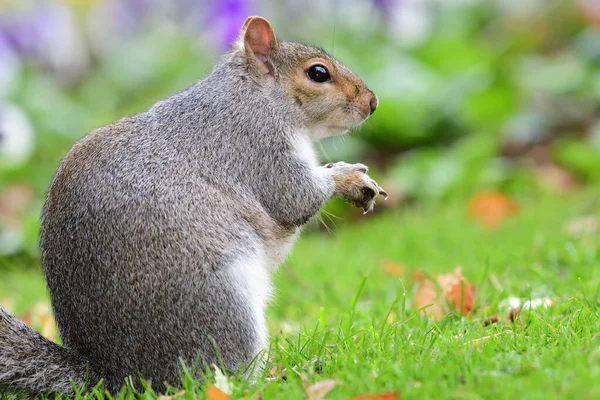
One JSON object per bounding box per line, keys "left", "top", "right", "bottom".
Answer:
{"left": 240, "top": 16, "right": 278, "bottom": 76}
{"left": 240, "top": 16, "right": 254, "bottom": 33}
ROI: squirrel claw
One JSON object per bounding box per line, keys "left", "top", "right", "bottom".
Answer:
{"left": 362, "top": 198, "right": 376, "bottom": 214}
{"left": 361, "top": 187, "right": 386, "bottom": 214}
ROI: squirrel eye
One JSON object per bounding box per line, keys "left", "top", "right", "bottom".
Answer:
{"left": 307, "top": 65, "right": 330, "bottom": 83}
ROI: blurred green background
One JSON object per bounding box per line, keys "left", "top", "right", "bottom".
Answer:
{"left": 0, "top": 0, "right": 599, "bottom": 260}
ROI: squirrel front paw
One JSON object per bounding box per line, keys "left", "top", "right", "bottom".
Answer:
{"left": 326, "top": 162, "right": 387, "bottom": 213}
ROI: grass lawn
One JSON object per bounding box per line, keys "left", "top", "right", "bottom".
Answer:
{"left": 1, "top": 190, "right": 599, "bottom": 399}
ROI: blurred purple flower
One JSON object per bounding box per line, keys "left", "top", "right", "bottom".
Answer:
{"left": 0, "top": 5, "right": 89, "bottom": 84}
{"left": 0, "top": 9, "right": 41, "bottom": 56}
{"left": 209, "top": 0, "right": 253, "bottom": 46}
{"left": 0, "top": 29, "right": 22, "bottom": 97}
{"left": 0, "top": 31, "right": 11, "bottom": 60}
{"left": 374, "top": 0, "right": 397, "bottom": 15}
{"left": 191, "top": 0, "right": 254, "bottom": 50}
{"left": 176, "top": 0, "right": 255, "bottom": 49}
{"left": 0, "top": 5, "right": 68, "bottom": 58}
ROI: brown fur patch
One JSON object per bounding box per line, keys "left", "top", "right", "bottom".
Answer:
{"left": 333, "top": 171, "right": 365, "bottom": 200}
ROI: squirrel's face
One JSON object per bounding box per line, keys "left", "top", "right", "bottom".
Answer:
{"left": 234, "top": 17, "right": 378, "bottom": 140}
{"left": 275, "top": 43, "right": 378, "bottom": 139}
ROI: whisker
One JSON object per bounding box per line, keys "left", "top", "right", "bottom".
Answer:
{"left": 316, "top": 213, "right": 333, "bottom": 235}
{"left": 322, "top": 208, "right": 342, "bottom": 222}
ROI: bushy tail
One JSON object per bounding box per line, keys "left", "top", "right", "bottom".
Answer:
{"left": 0, "top": 307, "right": 88, "bottom": 396}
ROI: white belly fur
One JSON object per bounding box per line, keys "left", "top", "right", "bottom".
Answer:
{"left": 226, "top": 230, "right": 299, "bottom": 362}
{"left": 227, "top": 243, "right": 272, "bottom": 357}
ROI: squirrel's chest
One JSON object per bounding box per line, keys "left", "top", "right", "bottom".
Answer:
{"left": 292, "top": 131, "right": 318, "bottom": 167}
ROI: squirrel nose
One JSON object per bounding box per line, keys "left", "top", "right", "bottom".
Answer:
{"left": 369, "top": 94, "right": 378, "bottom": 115}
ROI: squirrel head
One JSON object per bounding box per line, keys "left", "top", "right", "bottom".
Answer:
{"left": 232, "top": 16, "right": 378, "bottom": 140}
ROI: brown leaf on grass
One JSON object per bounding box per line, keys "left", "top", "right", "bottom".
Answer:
{"left": 484, "top": 315, "right": 501, "bottom": 326}
{"left": 448, "top": 278, "right": 475, "bottom": 316}
{"left": 350, "top": 392, "right": 399, "bottom": 400}
{"left": 415, "top": 281, "right": 444, "bottom": 320}
{"left": 382, "top": 261, "right": 407, "bottom": 277}
{"left": 484, "top": 307, "right": 522, "bottom": 327}
{"left": 506, "top": 307, "right": 521, "bottom": 323}
{"left": 414, "top": 268, "right": 475, "bottom": 320}
{"left": 468, "top": 192, "right": 519, "bottom": 229}
{"left": 305, "top": 379, "right": 337, "bottom": 400}
{"left": 207, "top": 386, "right": 231, "bottom": 400}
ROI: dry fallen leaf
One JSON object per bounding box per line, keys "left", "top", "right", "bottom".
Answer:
{"left": 350, "top": 392, "right": 399, "bottom": 400}
{"left": 506, "top": 307, "right": 521, "bottom": 323}
{"left": 484, "top": 307, "right": 521, "bottom": 327}
{"left": 382, "top": 261, "right": 407, "bottom": 277}
{"left": 414, "top": 268, "right": 475, "bottom": 320}
{"left": 468, "top": 192, "right": 519, "bottom": 230}
{"left": 484, "top": 315, "right": 501, "bottom": 326}
{"left": 305, "top": 379, "right": 337, "bottom": 400}
{"left": 448, "top": 278, "right": 475, "bottom": 316}
{"left": 415, "top": 281, "right": 444, "bottom": 320}
{"left": 207, "top": 386, "right": 231, "bottom": 400}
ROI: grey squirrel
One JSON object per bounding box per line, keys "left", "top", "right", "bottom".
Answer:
{"left": 0, "top": 16, "right": 385, "bottom": 396}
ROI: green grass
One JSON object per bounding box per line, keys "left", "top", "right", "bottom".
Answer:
{"left": 1, "top": 191, "right": 599, "bottom": 399}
